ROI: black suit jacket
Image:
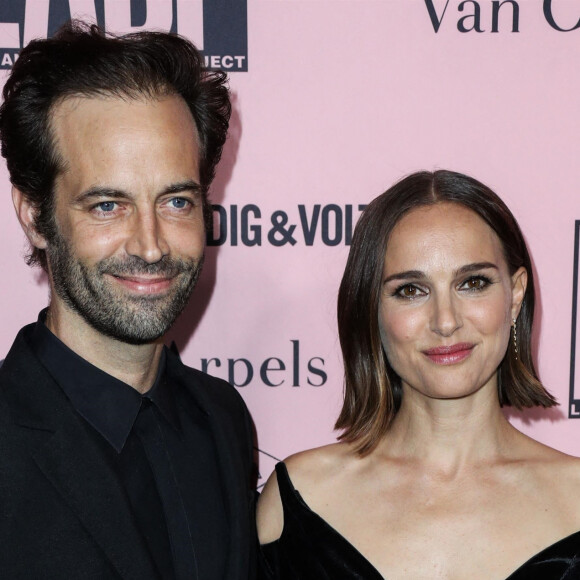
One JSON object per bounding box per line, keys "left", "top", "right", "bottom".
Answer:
{"left": 0, "top": 324, "right": 256, "bottom": 579}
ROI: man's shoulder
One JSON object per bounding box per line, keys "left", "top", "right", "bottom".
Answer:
{"left": 170, "top": 353, "right": 239, "bottom": 394}
{"left": 0, "top": 322, "right": 37, "bottom": 365}
{"left": 166, "top": 349, "right": 250, "bottom": 418}
{"left": 181, "top": 362, "right": 233, "bottom": 390}
{"left": 0, "top": 323, "right": 48, "bottom": 387}
{"left": 0, "top": 323, "right": 40, "bottom": 393}
{"left": 184, "top": 363, "right": 246, "bottom": 407}
{"left": 169, "top": 353, "right": 255, "bottom": 472}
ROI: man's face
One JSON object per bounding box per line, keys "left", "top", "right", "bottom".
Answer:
{"left": 45, "top": 94, "right": 205, "bottom": 344}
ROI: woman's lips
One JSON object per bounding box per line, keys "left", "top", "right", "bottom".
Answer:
{"left": 422, "top": 343, "right": 475, "bottom": 365}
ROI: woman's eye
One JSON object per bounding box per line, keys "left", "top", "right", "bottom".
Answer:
{"left": 395, "top": 284, "right": 425, "bottom": 299}
{"left": 460, "top": 276, "right": 490, "bottom": 291}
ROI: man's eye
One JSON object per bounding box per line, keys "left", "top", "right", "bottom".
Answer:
{"left": 169, "top": 197, "right": 189, "bottom": 209}
{"left": 96, "top": 201, "right": 116, "bottom": 212}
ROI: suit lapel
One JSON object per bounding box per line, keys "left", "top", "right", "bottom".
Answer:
{"left": 31, "top": 417, "right": 159, "bottom": 580}
{"left": 1, "top": 330, "right": 159, "bottom": 580}
{"left": 167, "top": 354, "right": 252, "bottom": 580}
{"left": 205, "top": 396, "right": 251, "bottom": 578}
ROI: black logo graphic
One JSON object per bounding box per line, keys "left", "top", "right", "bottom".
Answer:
{"left": 208, "top": 204, "right": 368, "bottom": 247}
{"left": 569, "top": 220, "right": 579, "bottom": 417}
{"left": 0, "top": 0, "right": 247, "bottom": 71}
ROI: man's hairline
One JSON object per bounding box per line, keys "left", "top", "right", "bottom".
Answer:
{"left": 45, "top": 88, "right": 203, "bottom": 194}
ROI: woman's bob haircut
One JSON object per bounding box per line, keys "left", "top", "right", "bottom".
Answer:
{"left": 335, "top": 169, "right": 557, "bottom": 455}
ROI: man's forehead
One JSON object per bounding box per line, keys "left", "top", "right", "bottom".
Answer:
{"left": 49, "top": 93, "right": 202, "bottom": 196}
{"left": 50, "top": 92, "right": 197, "bottom": 132}
{"left": 49, "top": 92, "right": 200, "bottom": 157}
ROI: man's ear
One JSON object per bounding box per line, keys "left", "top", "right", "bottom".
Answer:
{"left": 12, "top": 187, "right": 48, "bottom": 250}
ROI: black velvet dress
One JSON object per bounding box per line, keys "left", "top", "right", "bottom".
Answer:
{"left": 259, "top": 463, "right": 580, "bottom": 580}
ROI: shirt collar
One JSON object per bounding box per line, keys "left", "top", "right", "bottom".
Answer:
{"left": 27, "top": 309, "right": 179, "bottom": 453}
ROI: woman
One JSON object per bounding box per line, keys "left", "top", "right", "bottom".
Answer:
{"left": 257, "top": 170, "right": 580, "bottom": 579}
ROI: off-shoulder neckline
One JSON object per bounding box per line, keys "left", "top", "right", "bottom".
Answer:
{"left": 269, "top": 461, "right": 580, "bottom": 580}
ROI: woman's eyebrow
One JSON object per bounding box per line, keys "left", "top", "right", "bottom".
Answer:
{"left": 383, "top": 262, "right": 499, "bottom": 285}
{"left": 455, "top": 262, "right": 499, "bottom": 276}
{"left": 383, "top": 270, "right": 425, "bottom": 284}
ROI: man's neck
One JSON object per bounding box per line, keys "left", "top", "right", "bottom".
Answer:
{"left": 46, "top": 303, "right": 164, "bottom": 394}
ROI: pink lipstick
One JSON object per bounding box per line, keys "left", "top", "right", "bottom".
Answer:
{"left": 422, "top": 343, "right": 474, "bottom": 365}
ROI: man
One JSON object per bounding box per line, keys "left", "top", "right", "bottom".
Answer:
{"left": 0, "top": 21, "right": 255, "bottom": 580}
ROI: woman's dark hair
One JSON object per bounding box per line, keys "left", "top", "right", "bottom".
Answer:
{"left": 0, "top": 20, "right": 231, "bottom": 270}
{"left": 336, "top": 170, "right": 557, "bottom": 454}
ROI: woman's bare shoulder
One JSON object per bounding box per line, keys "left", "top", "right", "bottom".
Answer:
{"left": 522, "top": 433, "right": 580, "bottom": 465}
{"left": 539, "top": 444, "right": 580, "bottom": 481}
{"left": 285, "top": 441, "right": 356, "bottom": 485}
{"left": 519, "top": 435, "right": 580, "bottom": 495}
{"left": 256, "top": 442, "right": 354, "bottom": 544}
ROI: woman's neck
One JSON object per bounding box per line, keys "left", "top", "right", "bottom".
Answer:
{"left": 378, "top": 384, "right": 522, "bottom": 477}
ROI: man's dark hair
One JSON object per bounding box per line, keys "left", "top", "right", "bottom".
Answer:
{"left": 0, "top": 20, "right": 231, "bottom": 270}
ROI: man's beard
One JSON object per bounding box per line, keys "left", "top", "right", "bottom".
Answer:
{"left": 46, "top": 230, "right": 203, "bottom": 345}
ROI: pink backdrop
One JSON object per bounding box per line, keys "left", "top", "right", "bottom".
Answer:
{"left": 1, "top": 0, "right": 579, "bottom": 487}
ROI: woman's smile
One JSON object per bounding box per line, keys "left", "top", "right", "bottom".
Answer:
{"left": 421, "top": 342, "right": 476, "bottom": 365}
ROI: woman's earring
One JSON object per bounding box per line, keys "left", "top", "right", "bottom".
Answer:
{"left": 512, "top": 318, "right": 518, "bottom": 361}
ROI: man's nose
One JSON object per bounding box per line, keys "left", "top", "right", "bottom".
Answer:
{"left": 125, "top": 210, "right": 169, "bottom": 264}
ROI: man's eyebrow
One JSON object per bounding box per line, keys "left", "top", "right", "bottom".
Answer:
{"left": 74, "top": 180, "right": 203, "bottom": 203}
{"left": 74, "top": 187, "right": 129, "bottom": 202}
{"left": 383, "top": 262, "right": 499, "bottom": 285}
{"left": 161, "top": 180, "right": 203, "bottom": 196}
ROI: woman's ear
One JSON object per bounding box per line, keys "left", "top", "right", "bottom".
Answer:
{"left": 510, "top": 266, "right": 528, "bottom": 320}
{"left": 12, "top": 187, "right": 48, "bottom": 250}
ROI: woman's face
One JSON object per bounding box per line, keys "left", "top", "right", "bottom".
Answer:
{"left": 379, "top": 202, "right": 527, "bottom": 402}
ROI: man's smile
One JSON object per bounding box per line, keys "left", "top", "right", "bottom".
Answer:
{"left": 108, "top": 273, "right": 176, "bottom": 295}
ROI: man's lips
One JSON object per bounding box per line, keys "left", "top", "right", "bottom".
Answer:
{"left": 422, "top": 343, "right": 475, "bottom": 365}
{"left": 107, "top": 273, "right": 175, "bottom": 294}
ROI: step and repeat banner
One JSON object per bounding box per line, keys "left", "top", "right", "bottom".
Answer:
{"left": 0, "top": 0, "right": 579, "bottom": 486}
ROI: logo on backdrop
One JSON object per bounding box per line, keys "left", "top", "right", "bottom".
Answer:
{"left": 208, "top": 204, "right": 368, "bottom": 247}
{"left": 199, "top": 340, "right": 328, "bottom": 388}
{"left": 0, "top": 0, "right": 247, "bottom": 71}
{"left": 569, "top": 220, "right": 580, "bottom": 418}
{"left": 424, "top": 0, "right": 580, "bottom": 34}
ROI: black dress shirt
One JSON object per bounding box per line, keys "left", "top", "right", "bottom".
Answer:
{"left": 27, "top": 310, "right": 228, "bottom": 580}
